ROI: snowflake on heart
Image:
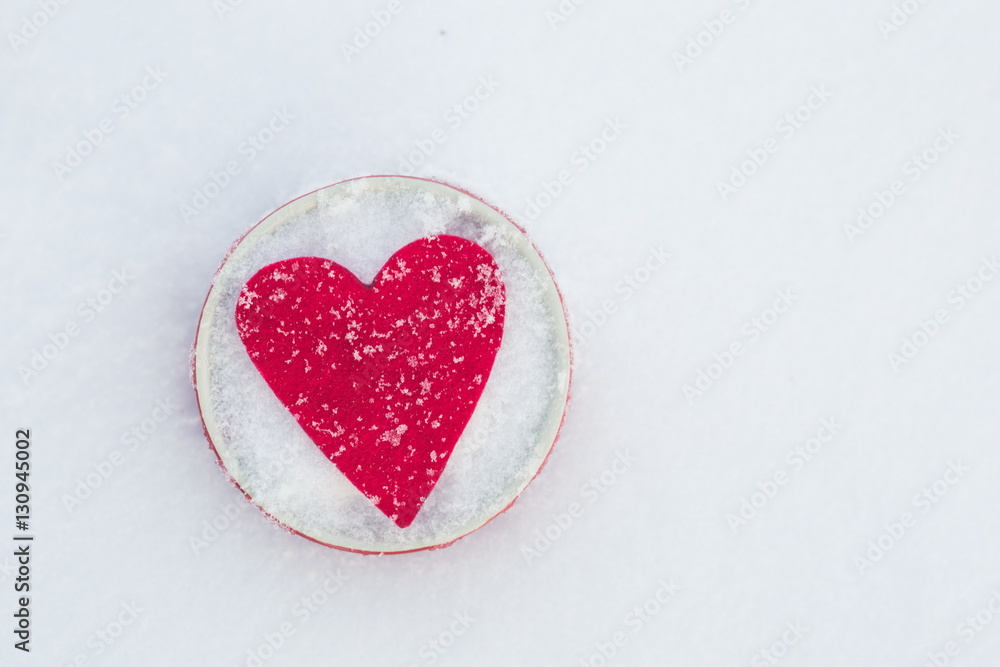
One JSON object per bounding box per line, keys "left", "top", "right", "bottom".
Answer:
{"left": 234, "top": 234, "right": 506, "bottom": 528}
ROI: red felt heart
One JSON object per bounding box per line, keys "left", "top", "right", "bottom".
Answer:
{"left": 234, "top": 235, "right": 505, "bottom": 528}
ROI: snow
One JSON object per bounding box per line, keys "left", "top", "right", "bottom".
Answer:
{"left": 3, "top": 0, "right": 1000, "bottom": 665}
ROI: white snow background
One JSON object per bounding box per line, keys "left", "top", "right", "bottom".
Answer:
{"left": 2, "top": 0, "right": 1000, "bottom": 665}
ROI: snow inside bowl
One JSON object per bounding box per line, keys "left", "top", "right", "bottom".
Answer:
{"left": 192, "top": 176, "right": 572, "bottom": 554}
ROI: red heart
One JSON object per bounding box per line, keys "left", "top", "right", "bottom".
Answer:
{"left": 235, "top": 235, "right": 506, "bottom": 528}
